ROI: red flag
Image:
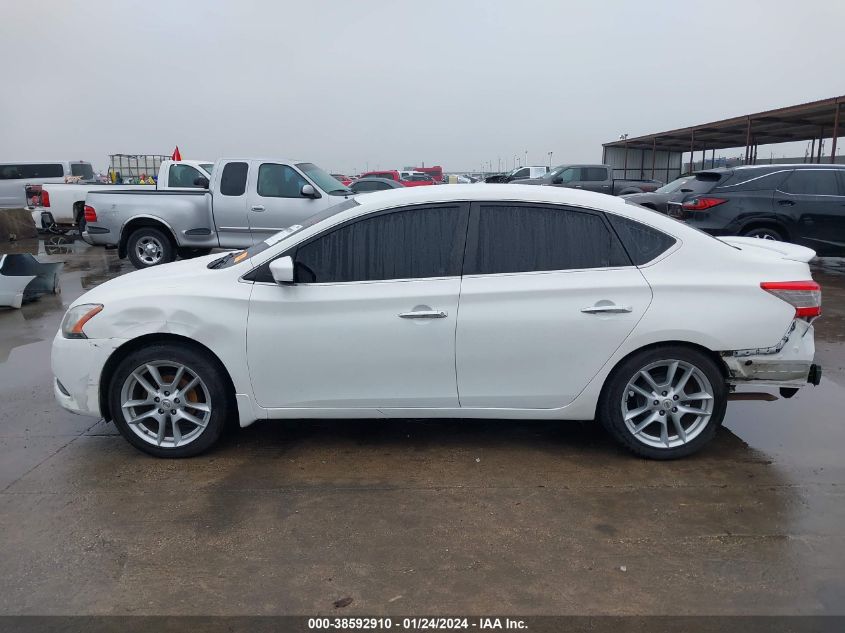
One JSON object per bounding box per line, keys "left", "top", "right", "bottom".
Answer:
{"left": 171, "top": 146, "right": 182, "bottom": 161}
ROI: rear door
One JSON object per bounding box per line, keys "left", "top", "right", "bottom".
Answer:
{"left": 212, "top": 161, "right": 251, "bottom": 247}
{"left": 455, "top": 202, "right": 652, "bottom": 409}
{"left": 775, "top": 169, "right": 845, "bottom": 254}
{"left": 580, "top": 166, "right": 611, "bottom": 193}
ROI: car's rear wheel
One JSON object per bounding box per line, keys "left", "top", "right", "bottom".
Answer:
{"left": 127, "top": 227, "right": 175, "bottom": 268}
{"left": 743, "top": 226, "right": 783, "bottom": 241}
{"left": 109, "top": 344, "right": 230, "bottom": 457}
{"left": 598, "top": 346, "right": 727, "bottom": 459}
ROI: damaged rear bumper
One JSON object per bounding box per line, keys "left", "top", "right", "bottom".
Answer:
{"left": 722, "top": 319, "right": 819, "bottom": 388}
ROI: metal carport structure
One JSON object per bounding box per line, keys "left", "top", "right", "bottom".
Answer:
{"left": 602, "top": 94, "right": 845, "bottom": 182}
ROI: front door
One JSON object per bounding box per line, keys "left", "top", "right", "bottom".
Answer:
{"left": 247, "top": 203, "right": 469, "bottom": 410}
{"left": 246, "top": 162, "right": 327, "bottom": 244}
{"left": 455, "top": 202, "right": 652, "bottom": 409}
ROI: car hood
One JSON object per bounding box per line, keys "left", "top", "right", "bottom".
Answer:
{"left": 69, "top": 252, "right": 231, "bottom": 307}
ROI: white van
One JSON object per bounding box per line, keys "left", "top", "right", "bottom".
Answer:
{"left": 0, "top": 161, "right": 94, "bottom": 208}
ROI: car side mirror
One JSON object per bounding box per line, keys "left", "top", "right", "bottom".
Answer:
{"left": 269, "top": 256, "right": 294, "bottom": 284}
{"left": 301, "top": 184, "right": 320, "bottom": 198}
{"left": 194, "top": 176, "right": 210, "bottom": 188}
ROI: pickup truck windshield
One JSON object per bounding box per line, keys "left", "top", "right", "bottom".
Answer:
{"left": 208, "top": 198, "right": 360, "bottom": 269}
{"left": 297, "top": 162, "right": 351, "bottom": 195}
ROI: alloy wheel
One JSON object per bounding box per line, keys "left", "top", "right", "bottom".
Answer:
{"left": 119, "top": 361, "right": 212, "bottom": 449}
{"left": 621, "top": 359, "right": 715, "bottom": 449}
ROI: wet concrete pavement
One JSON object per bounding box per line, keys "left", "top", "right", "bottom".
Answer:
{"left": 1, "top": 238, "right": 844, "bottom": 615}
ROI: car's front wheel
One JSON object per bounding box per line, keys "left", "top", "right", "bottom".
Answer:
{"left": 109, "top": 344, "right": 231, "bottom": 457}
{"left": 598, "top": 346, "right": 727, "bottom": 459}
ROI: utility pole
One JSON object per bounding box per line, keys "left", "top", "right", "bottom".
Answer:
{"left": 548, "top": 151, "right": 553, "bottom": 167}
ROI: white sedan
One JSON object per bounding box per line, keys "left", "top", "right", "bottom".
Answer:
{"left": 52, "top": 185, "right": 822, "bottom": 459}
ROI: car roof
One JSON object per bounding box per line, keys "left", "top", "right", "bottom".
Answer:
{"left": 349, "top": 183, "right": 644, "bottom": 217}
{"left": 698, "top": 163, "right": 845, "bottom": 176}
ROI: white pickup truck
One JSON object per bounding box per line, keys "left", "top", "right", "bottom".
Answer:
{"left": 27, "top": 160, "right": 213, "bottom": 232}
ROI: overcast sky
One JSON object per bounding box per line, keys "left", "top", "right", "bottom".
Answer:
{"left": 1, "top": 0, "right": 843, "bottom": 173}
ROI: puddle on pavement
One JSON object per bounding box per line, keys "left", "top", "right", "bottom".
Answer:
{"left": 725, "top": 378, "right": 845, "bottom": 469}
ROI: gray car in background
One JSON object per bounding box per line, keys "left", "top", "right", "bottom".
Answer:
{"left": 518, "top": 164, "right": 662, "bottom": 195}
{"left": 349, "top": 177, "right": 405, "bottom": 194}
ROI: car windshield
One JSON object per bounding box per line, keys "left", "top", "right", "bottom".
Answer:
{"left": 655, "top": 177, "right": 693, "bottom": 194}
{"left": 207, "top": 199, "right": 360, "bottom": 269}
{"left": 200, "top": 163, "right": 214, "bottom": 175}
{"left": 297, "top": 162, "right": 351, "bottom": 195}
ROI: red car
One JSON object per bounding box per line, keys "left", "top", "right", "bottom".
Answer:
{"left": 359, "top": 170, "right": 433, "bottom": 187}
{"left": 331, "top": 174, "right": 353, "bottom": 186}
{"left": 413, "top": 166, "right": 444, "bottom": 183}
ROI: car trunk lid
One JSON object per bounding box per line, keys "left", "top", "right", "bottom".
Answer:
{"left": 717, "top": 236, "right": 816, "bottom": 263}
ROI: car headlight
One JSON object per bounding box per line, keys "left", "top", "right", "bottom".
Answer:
{"left": 60, "top": 304, "right": 103, "bottom": 339}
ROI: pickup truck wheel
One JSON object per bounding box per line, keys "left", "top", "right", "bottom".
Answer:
{"left": 598, "top": 345, "right": 727, "bottom": 460}
{"left": 177, "top": 247, "right": 212, "bottom": 259}
{"left": 127, "top": 227, "right": 175, "bottom": 268}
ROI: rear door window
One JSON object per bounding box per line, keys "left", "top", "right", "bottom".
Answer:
{"left": 780, "top": 170, "right": 841, "bottom": 196}
{"left": 715, "top": 170, "right": 788, "bottom": 192}
{"left": 464, "top": 203, "right": 630, "bottom": 275}
{"left": 220, "top": 162, "right": 248, "bottom": 196}
{"left": 583, "top": 167, "right": 608, "bottom": 181}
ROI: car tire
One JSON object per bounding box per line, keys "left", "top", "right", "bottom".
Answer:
{"left": 177, "top": 247, "right": 212, "bottom": 259}
{"left": 108, "top": 343, "right": 231, "bottom": 458}
{"left": 127, "top": 227, "right": 175, "bottom": 268}
{"left": 598, "top": 345, "right": 727, "bottom": 460}
{"left": 743, "top": 226, "right": 784, "bottom": 241}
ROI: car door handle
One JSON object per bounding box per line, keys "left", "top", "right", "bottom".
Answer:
{"left": 777, "top": 199, "right": 795, "bottom": 206}
{"left": 398, "top": 310, "right": 447, "bottom": 319}
{"left": 251, "top": 205, "right": 265, "bottom": 212}
{"left": 581, "top": 304, "right": 632, "bottom": 314}
{"left": 573, "top": 185, "right": 583, "bottom": 188}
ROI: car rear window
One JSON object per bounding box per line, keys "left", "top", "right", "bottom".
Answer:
{"left": 607, "top": 213, "right": 676, "bottom": 265}
{"left": 70, "top": 163, "right": 94, "bottom": 180}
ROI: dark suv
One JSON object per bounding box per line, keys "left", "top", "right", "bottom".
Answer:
{"left": 661, "top": 164, "right": 845, "bottom": 256}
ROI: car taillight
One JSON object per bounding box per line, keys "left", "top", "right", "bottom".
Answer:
{"left": 83, "top": 205, "right": 97, "bottom": 222}
{"left": 41, "top": 190, "right": 51, "bottom": 207}
{"left": 761, "top": 281, "right": 821, "bottom": 319}
{"left": 681, "top": 197, "right": 727, "bottom": 211}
